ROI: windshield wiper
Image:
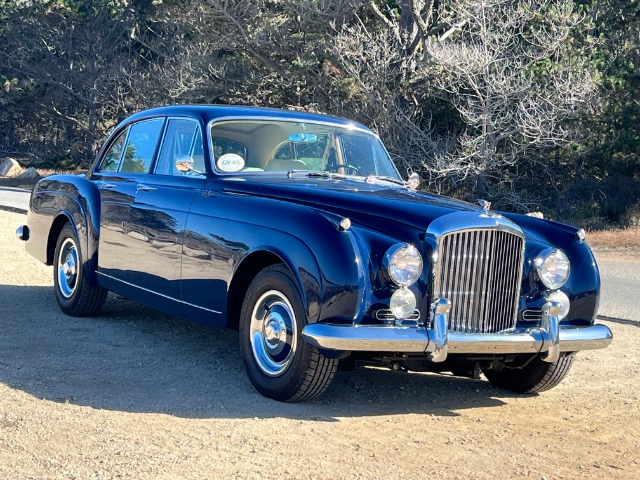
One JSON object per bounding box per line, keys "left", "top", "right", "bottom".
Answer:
{"left": 286, "top": 170, "right": 344, "bottom": 179}
{"left": 286, "top": 170, "right": 404, "bottom": 186}
{"left": 364, "top": 175, "right": 407, "bottom": 187}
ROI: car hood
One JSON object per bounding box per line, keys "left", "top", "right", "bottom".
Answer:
{"left": 221, "top": 176, "right": 488, "bottom": 232}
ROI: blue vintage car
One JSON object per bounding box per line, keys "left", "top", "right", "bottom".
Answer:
{"left": 17, "top": 105, "right": 612, "bottom": 401}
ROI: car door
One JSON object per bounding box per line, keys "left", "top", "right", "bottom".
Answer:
{"left": 125, "top": 118, "right": 205, "bottom": 301}
{"left": 94, "top": 117, "right": 165, "bottom": 284}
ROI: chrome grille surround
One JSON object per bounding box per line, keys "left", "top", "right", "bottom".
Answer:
{"left": 427, "top": 212, "right": 525, "bottom": 334}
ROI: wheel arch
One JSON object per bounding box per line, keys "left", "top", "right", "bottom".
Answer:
{"left": 226, "top": 250, "right": 286, "bottom": 331}
{"left": 46, "top": 212, "right": 74, "bottom": 265}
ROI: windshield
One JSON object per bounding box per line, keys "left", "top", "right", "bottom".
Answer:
{"left": 209, "top": 119, "right": 401, "bottom": 180}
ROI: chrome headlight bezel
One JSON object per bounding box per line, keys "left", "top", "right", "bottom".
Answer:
{"left": 534, "top": 248, "right": 570, "bottom": 290}
{"left": 384, "top": 243, "right": 423, "bottom": 287}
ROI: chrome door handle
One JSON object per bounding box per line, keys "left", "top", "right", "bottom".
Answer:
{"left": 136, "top": 184, "right": 157, "bottom": 192}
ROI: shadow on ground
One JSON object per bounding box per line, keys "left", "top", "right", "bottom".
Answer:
{"left": 0, "top": 284, "right": 516, "bottom": 420}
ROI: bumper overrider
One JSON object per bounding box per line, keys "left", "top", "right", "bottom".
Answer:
{"left": 302, "top": 298, "right": 613, "bottom": 363}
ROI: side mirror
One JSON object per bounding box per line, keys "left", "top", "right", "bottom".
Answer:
{"left": 175, "top": 155, "right": 195, "bottom": 173}
{"left": 407, "top": 172, "right": 421, "bottom": 191}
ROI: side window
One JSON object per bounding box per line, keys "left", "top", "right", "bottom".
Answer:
{"left": 341, "top": 135, "right": 375, "bottom": 175}
{"left": 155, "top": 119, "right": 204, "bottom": 175}
{"left": 98, "top": 129, "right": 128, "bottom": 172}
{"left": 191, "top": 128, "right": 206, "bottom": 173}
{"left": 120, "top": 118, "right": 164, "bottom": 174}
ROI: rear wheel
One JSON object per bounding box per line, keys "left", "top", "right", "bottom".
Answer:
{"left": 484, "top": 354, "right": 575, "bottom": 393}
{"left": 53, "top": 223, "right": 107, "bottom": 316}
{"left": 239, "top": 264, "right": 338, "bottom": 402}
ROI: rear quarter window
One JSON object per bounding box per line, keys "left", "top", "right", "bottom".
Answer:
{"left": 98, "top": 129, "right": 127, "bottom": 172}
{"left": 120, "top": 118, "right": 165, "bottom": 174}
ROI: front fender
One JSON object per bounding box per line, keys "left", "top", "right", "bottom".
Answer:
{"left": 185, "top": 191, "right": 364, "bottom": 328}
{"left": 503, "top": 212, "right": 600, "bottom": 324}
{"left": 236, "top": 209, "right": 362, "bottom": 325}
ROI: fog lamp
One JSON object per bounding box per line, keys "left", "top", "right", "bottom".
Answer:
{"left": 390, "top": 288, "right": 417, "bottom": 319}
{"left": 547, "top": 290, "right": 570, "bottom": 320}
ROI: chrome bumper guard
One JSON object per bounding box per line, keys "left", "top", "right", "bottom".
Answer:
{"left": 301, "top": 298, "right": 613, "bottom": 363}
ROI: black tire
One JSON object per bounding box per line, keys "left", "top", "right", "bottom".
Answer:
{"left": 239, "top": 264, "right": 338, "bottom": 402}
{"left": 484, "top": 354, "right": 575, "bottom": 393}
{"left": 53, "top": 223, "right": 107, "bottom": 317}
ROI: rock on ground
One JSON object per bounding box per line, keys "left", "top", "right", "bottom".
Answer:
{"left": 15, "top": 167, "right": 40, "bottom": 180}
{"left": 0, "top": 158, "right": 22, "bottom": 177}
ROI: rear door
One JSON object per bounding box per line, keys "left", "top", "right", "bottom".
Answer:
{"left": 126, "top": 118, "right": 204, "bottom": 300}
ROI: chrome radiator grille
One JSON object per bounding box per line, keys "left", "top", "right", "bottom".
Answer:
{"left": 433, "top": 229, "right": 524, "bottom": 333}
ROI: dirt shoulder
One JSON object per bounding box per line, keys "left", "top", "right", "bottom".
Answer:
{"left": 0, "top": 210, "right": 639, "bottom": 480}
{"left": 587, "top": 228, "right": 640, "bottom": 256}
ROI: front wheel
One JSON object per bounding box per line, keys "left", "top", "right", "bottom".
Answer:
{"left": 53, "top": 223, "right": 107, "bottom": 317}
{"left": 239, "top": 264, "right": 338, "bottom": 402}
{"left": 483, "top": 354, "right": 575, "bottom": 393}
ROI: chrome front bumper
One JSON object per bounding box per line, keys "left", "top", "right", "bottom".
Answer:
{"left": 302, "top": 299, "right": 613, "bottom": 363}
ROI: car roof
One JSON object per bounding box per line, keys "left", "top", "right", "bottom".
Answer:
{"left": 118, "top": 105, "right": 372, "bottom": 133}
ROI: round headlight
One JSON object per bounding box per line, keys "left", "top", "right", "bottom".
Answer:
{"left": 390, "top": 288, "right": 417, "bottom": 319}
{"left": 547, "top": 290, "right": 570, "bottom": 320}
{"left": 385, "top": 244, "right": 423, "bottom": 287}
{"left": 534, "top": 249, "right": 570, "bottom": 290}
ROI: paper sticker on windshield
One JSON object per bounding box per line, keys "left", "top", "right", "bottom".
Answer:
{"left": 217, "top": 153, "right": 245, "bottom": 172}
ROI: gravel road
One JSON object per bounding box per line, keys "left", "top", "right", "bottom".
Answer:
{"left": 597, "top": 253, "right": 640, "bottom": 322}
{"left": 0, "top": 187, "right": 29, "bottom": 214}
{"left": 1, "top": 210, "right": 639, "bottom": 480}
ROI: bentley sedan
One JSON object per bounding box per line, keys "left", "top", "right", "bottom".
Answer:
{"left": 17, "top": 105, "right": 612, "bottom": 401}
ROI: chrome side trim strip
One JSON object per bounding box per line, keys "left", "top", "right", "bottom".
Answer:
{"left": 96, "top": 271, "right": 223, "bottom": 315}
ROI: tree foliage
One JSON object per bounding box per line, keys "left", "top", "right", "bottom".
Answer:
{"left": 0, "top": 0, "right": 638, "bottom": 226}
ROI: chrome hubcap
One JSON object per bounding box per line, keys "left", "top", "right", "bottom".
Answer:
{"left": 250, "top": 290, "right": 297, "bottom": 377}
{"left": 57, "top": 238, "right": 78, "bottom": 299}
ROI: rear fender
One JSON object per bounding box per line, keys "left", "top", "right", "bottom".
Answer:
{"left": 27, "top": 175, "right": 102, "bottom": 285}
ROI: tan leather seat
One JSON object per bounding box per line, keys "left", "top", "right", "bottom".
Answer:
{"left": 264, "top": 158, "right": 307, "bottom": 171}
